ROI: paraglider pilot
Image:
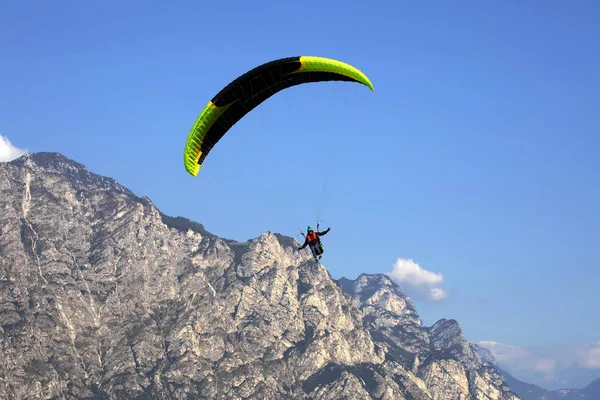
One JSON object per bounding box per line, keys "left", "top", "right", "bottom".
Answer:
{"left": 298, "top": 226, "right": 331, "bottom": 261}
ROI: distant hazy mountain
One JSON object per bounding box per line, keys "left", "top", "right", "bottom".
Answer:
{"left": 473, "top": 344, "right": 600, "bottom": 399}
{"left": 501, "top": 370, "right": 600, "bottom": 400}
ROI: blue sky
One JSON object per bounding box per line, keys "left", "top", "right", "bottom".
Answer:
{"left": 2, "top": 0, "right": 600, "bottom": 388}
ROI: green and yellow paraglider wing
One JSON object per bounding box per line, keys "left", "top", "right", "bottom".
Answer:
{"left": 183, "top": 56, "right": 374, "bottom": 177}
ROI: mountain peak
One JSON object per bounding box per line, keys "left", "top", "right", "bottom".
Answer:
{"left": 338, "top": 273, "right": 421, "bottom": 326}
{"left": 428, "top": 318, "right": 482, "bottom": 369}
{"left": 10, "top": 151, "right": 84, "bottom": 170}
{"left": 474, "top": 343, "right": 498, "bottom": 367}
{"left": 7, "top": 151, "right": 135, "bottom": 197}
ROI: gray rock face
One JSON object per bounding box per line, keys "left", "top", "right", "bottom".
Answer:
{"left": 0, "top": 152, "right": 520, "bottom": 399}
{"left": 474, "top": 344, "right": 498, "bottom": 367}
{"left": 338, "top": 275, "right": 519, "bottom": 400}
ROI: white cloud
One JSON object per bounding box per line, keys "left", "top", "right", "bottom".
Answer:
{"left": 478, "top": 341, "right": 531, "bottom": 368}
{"left": 578, "top": 344, "right": 600, "bottom": 368}
{"left": 386, "top": 258, "right": 448, "bottom": 301}
{"left": 429, "top": 287, "right": 449, "bottom": 301}
{"left": 534, "top": 358, "right": 557, "bottom": 373}
{"left": 477, "top": 340, "right": 600, "bottom": 390}
{"left": 0, "top": 135, "right": 26, "bottom": 162}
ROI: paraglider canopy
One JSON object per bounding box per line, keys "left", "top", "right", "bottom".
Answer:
{"left": 183, "top": 55, "right": 374, "bottom": 177}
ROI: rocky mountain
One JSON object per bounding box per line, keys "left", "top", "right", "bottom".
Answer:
{"left": 473, "top": 344, "right": 498, "bottom": 367}
{"left": 0, "top": 152, "right": 520, "bottom": 399}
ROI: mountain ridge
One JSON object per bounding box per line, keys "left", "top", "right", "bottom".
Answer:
{"left": 1, "top": 151, "right": 519, "bottom": 399}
